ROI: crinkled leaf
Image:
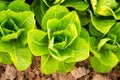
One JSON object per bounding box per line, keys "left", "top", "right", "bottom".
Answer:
{"left": 0, "top": 52, "right": 12, "bottom": 64}
{"left": 65, "top": 37, "right": 89, "bottom": 62}
{"left": 60, "top": 11, "right": 81, "bottom": 36}
{"left": 1, "top": 29, "right": 24, "bottom": 41}
{"left": 9, "top": 41, "right": 32, "bottom": 71}
{"left": 41, "top": 54, "right": 59, "bottom": 74}
{"left": 28, "top": 30, "right": 49, "bottom": 56}
{"left": 91, "top": 13, "right": 115, "bottom": 34}
{"left": 62, "top": 0, "right": 89, "bottom": 11}
{"left": 42, "top": 5, "right": 69, "bottom": 31}
{"left": 57, "top": 62, "right": 75, "bottom": 73}
{"left": 99, "top": 50, "right": 118, "bottom": 67}
{"left": 90, "top": 57, "right": 112, "bottom": 73}
{"left": 7, "top": 0, "right": 30, "bottom": 12}
{"left": 49, "top": 38, "right": 74, "bottom": 61}
{"left": 9, "top": 10, "right": 36, "bottom": 45}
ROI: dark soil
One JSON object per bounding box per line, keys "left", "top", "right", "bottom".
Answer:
{"left": 0, "top": 57, "right": 120, "bottom": 80}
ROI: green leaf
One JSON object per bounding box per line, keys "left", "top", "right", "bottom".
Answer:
{"left": 57, "top": 62, "right": 75, "bottom": 73}
{"left": 0, "top": 52, "right": 12, "bottom": 64}
{"left": 65, "top": 37, "right": 89, "bottom": 62}
{"left": 77, "top": 11, "right": 90, "bottom": 26}
{"left": 1, "top": 29, "right": 24, "bottom": 41}
{"left": 28, "top": 30, "right": 49, "bottom": 56}
{"left": 99, "top": 50, "right": 118, "bottom": 67}
{"left": 90, "top": 12, "right": 116, "bottom": 34}
{"left": 7, "top": 0, "right": 30, "bottom": 12}
{"left": 41, "top": 54, "right": 59, "bottom": 74}
{"left": 9, "top": 41, "right": 32, "bottom": 71}
{"left": 89, "top": 23, "right": 103, "bottom": 36}
{"left": 9, "top": 10, "right": 36, "bottom": 45}
{"left": 0, "top": 2, "right": 7, "bottom": 11}
{"left": 0, "top": 39, "right": 13, "bottom": 52}
{"left": 31, "top": 0, "right": 48, "bottom": 25}
{"left": 79, "top": 27, "right": 89, "bottom": 42}
{"left": 97, "top": 38, "right": 111, "bottom": 51}
{"left": 42, "top": 5, "right": 69, "bottom": 31}
{"left": 114, "top": 50, "right": 120, "bottom": 61}
{"left": 49, "top": 38, "right": 74, "bottom": 61}
{"left": 60, "top": 11, "right": 81, "bottom": 36}
{"left": 62, "top": 0, "right": 89, "bottom": 11}
{"left": 90, "top": 57, "right": 112, "bottom": 73}
{"left": 0, "top": 10, "right": 7, "bottom": 24}
{"left": 109, "top": 23, "right": 120, "bottom": 42}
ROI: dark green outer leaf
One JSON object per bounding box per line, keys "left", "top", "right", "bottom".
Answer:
{"left": 62, "top": 0, "right": 89, "bottom": 11}
{"left": 31, "top": 0, "right": 48, "bottom": 25}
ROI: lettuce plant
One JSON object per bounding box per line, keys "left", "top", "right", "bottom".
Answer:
{"left": 28, "top": 5, "right": 89, "bottom": 74}
{"left": 0, "top": 0, "right": 36, "bottom": 70}
{"left": 88, "top": 0, "right": 120, "bottom": 73}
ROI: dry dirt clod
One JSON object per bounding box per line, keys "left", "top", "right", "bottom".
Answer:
{"left": 71, "top": 67, "right": 88, "bottom": 79}
{"left": 4, "top": 65, "right": 17, "bottom": 80}
{"left": 92, "top": 74, "right": 111, "bottom": 80}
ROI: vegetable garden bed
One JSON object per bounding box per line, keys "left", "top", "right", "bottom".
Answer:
{"left": 0, "top": 0, "right": 120, "bottom": 80}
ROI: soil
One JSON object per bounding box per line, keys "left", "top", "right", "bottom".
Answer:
{"left": 0, "top": 57, "right": 120, "bottom": 80}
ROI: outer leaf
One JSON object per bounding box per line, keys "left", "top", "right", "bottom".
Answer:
{"left": 65, "top": 37, "right": 89, "bottom": 62}
{"left": 108, "top": 23, "right": 120, "bottom": 42}
{"left": 31, "top": 0, "right": 48, "bottom": 25}
{"left": 114, "top": 50, "right": 120, "bottom": 61}
{"left": 0, "top": 2, "right": 7, "bottom": 11}
{"left": 79, "top": 27, "right": 89, "bottom": 42}
{"left": 57, "top": 62, "right": 75, "bottom": 73}
{"left": 9, "top": 41, "right": 32, "bottom": 71}
{"left": 90, "top": 57, "right": 112, "bottom": 73}
{"left": 0, "top": 52, "right": 12, "bottom": 64}
{"left": 42, "top": 5, "right": 69, "bottom": 31}
{"left": 0, "top": 39, "right": 13, "bottom": 52}
{"left": 62, "top": 0, "right": 89, "bottom": 11}
{"left": 89, "top": 23, "right": 103, "bottom": 36}
{"left": 41, "top": 54, "right": 59, "bottom": 74}
{"left": 0, "top": 10, "right": 7, "bottom": 24}
{"left": 91, "top": 13, "right": 115, "bottom": 34}
{"left": 99, "top": 50, "right": 118, "bottom": 67}
{"left": 7, "top": 0, "right": 30, "bottom": 12}
{"left": 28, "top": 30, "right": 49, "bottom": 56}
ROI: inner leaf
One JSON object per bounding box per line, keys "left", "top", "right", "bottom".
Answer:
{"left": 1, "top": 18, "right": 19, "bottom": 35}
{"left": 54, "top": 35, "right": 64, "bottom": 43}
